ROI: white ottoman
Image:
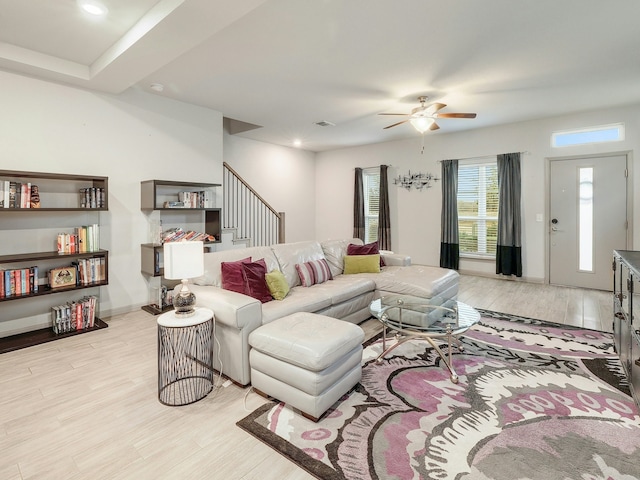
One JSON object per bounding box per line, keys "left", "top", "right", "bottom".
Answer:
{"left": 248, "top": 312, "right": 364, "bottom": 422}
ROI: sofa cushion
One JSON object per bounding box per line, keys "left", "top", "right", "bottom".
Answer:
{"left": 343, "top": 254, "right": 381, "bottom": 274}
{"left": 271, "top": 241, "right": 326, "bottom": 288}
{"left": 361, "top": 265, "right": 460, "bottom": 299}
{"left": 347, "top": 241, "right": 385, "bottom": 267}
{"left": 261, "top": 286, "right": 332, "bottom": 324}
{"left": 221, "top": 257, "right": 251, "bottom": 294}
{"left": 321, "top": 238, "right": 363, "bottom": 277}
{"left": 242, "top": 260, "right": 272, "bottom": 303}
{"left": 310, "top": 274, "right": 376, "bottom": 305}
{"left": 295, "top": 258, "right": 333, "bottom": 287}
{"left": 265, "top": 270, "right": 290, "bottom": 300}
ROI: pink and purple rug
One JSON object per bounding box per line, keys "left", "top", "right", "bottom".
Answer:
{"left": 237, "top": 311, "right": 640, "bottom": 479}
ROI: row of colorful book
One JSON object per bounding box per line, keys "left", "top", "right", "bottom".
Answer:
{"left": 72, "top": 257, "right": 106, "bottom": 285}
{"left": 1, "top": 267, "right": 38, "bottom": 298}
{"left": 57, "top": 224, "right": 100, "bottom": 254}
{"left": 161, "top": 227, "right": 216, "bottom": 243}
{"left": 79, "top": 187, "right": 106, "bottom": 209}
{"left": 51, "top": 295, "right": 97, "bottom": 334}
{"left": 177, "top": 190, "right": 214, "bottom": 208}
{"left": 0, "top": 181, "right": 41, "bottom": 208}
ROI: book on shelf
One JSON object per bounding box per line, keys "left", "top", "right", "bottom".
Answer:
{"left": 8, "top": 181, "right": 17, "bottom": 208}
{"left": 79, "top": 187, "right": 106, "bottom": 209}
{"left": 0, "top": 182, "right": 39, "bottom": 208}
{"left": 161, "top": 227, "right": 215, "bottom": 244}
{"left": 56, "top": 224, "right": 100, "bottom": 254}
{"left": 0, "top": 266, "right": 38, "bottom": 298}
{"left": 71, "top": 257, "right": 105, "bottom": 285}
{"left": 177, "top": 190, "right": 214, "bottom": 208}
{"left": 51, "top": 295, "right": 97, "bottom": 333}
{"left": 20, "top": 183, "right": 30, "bottom": 208}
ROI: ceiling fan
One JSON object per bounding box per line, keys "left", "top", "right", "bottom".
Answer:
{"left": 379, "top": 96, "right": 477, "bottom": 133}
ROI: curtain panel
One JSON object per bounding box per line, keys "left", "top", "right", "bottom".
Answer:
{"left": 496, "top": 152, "right": 523, "bottom": 276}
{"left": 353, "top": 167, "right": 365, "bottom": 241}
{"left": 378, "top": 165, "right": 391, "bottom": 250}
{"left": 440, "top": 159, "right": 459, "bottom": 270}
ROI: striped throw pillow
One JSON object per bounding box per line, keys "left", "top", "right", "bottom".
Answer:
{"left": 295, "top": 258, "right": 333, "bottom": 287}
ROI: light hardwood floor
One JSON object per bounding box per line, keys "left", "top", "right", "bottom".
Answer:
{"left": 0, "top": 275, "right": 614, "bottom": 480}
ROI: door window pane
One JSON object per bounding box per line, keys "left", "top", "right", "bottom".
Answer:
{"left": 578, "top": 167, "right": 594, "bottom": 272}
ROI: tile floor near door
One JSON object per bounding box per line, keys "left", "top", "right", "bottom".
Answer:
{"left": 457, "top": 274, "right": 613, "bottom": 333}
{"left": 0, "top": 275, "right": 614, "bottom": 480}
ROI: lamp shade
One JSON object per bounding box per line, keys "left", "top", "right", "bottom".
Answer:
{"left": 163, "top": 241, "right": 204, "bottom": 280}
{"left": 410, "top": 116, "right": 434, "bottom": 133}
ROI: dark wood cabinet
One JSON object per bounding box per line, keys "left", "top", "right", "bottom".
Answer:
{"left": 613, "top": 250, "right": 640, "bottom": 407}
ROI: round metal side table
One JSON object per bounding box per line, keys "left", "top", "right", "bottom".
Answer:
{"left": 157, "top": 307, "right": 214, "bottom": 406}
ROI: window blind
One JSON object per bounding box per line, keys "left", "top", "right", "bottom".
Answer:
{"left": 363, "top": 169, "right": 380, "bottom": 243}
{"left": 457, "top": 162, "right": 499, "bottom": 256}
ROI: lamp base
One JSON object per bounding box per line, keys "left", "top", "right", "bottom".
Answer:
{"left": 173, "top": 279, "right": 196, "bottom": 318}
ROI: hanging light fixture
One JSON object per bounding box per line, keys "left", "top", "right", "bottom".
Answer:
{"left": 410, "top": 116, "right": 435, "bottom": 133}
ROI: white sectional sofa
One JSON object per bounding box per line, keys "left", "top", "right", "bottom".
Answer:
{"left": 186, "top": 238, "right": 459, "bottom": 386}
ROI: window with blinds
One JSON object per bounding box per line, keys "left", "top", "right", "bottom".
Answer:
{"left": 457, "top": 160, "right": 499, "bottom": 256}
{"left": 363, "top": 168, "right": 380, "bottom": 243}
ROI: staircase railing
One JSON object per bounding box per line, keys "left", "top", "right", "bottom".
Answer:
{"left": 222, "top": 162, "right": 285, "bottom": 246}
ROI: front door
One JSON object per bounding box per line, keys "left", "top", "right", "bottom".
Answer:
{"left": 549, "top": 154, "right": 627, "bottom": 290}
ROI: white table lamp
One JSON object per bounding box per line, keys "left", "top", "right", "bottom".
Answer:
{"left": 163, "top": 241, "right": 204, "bottom": 317}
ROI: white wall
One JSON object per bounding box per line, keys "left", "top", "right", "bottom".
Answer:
{"left": 0, "top": 70, "right": 223, "bottom": 333}
{"left": 316, "top": 103, "right": 640, "bottom": 282}
{"left": 3, "top": 65, "right": 639, "bottom": 334}
{"left": 223, "top": 132, "right": 316, "bottom": 243}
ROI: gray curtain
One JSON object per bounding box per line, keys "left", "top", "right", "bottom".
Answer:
{"left": 496, "top": 152, "right": 522, "bottom": 276}
{"left": 440, "top": 159, "right": 459, "bottom": 270}
{"left": 353, "top": 167, "right": 365, "bottom": 240}
{"left": 378, "top": 165, "right": 391, "bottom": 250}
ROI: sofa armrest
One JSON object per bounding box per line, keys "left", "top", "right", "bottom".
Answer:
{"left": 181, "top": 284, "right": 263, "bottom": 331}
{"left": 381, "top": 251, "right": 411, "bottom": 266}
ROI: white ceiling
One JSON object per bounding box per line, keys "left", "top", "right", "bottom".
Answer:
{"left": 2, "top": 0, "right": 640, "bottom": 152}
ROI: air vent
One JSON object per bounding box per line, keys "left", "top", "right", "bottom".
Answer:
{"left": 314, "top": 120, "right": 335, "bottom": 127}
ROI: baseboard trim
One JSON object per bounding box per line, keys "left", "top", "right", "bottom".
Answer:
{"left": 458, "top": 270, "right": 545, "bottom": 284}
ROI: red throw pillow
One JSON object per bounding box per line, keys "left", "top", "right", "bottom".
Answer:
{"left": 221, "top": 257, "right": 252, "bottom": 294}
{"left": 241, "top": 259, "right": 272, "bottom": 303}
{"left": 347, "top": 242, "right": 386, "bottom": 267}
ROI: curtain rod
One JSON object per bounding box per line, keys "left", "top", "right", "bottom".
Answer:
{"left": 437, "top": 151, "right": 530, "bottom": 162}
{"left": 358, "top": 164, "right": 392, "bottom": 170}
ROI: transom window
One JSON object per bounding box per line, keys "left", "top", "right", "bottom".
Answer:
{"left": 551, "top": 123, "right": 624, "bottom": 148}
{"left": 363, "top": 168, "right": 380, "bottom": 243}
{"left": 457, "top": 159, "right": 499, "bottom": 257}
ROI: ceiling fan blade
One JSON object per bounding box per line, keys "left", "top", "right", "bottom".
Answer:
{"left": 429, "top": 122, "right": 440, "bottom": 131}
{"left": 425, "top": 103, "right": 447, "bottom": 115}
{"left": 435, "top": 113, "right": 477, "bottom": 119}
{"left": 383, "top": 119, "right": 409, "bottom": 129}
{"left": 378, "top": 113, "right": 409, "bottom": 116}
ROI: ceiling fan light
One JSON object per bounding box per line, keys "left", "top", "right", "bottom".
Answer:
{"left": 410, "top": 117, "right": 434, "bottom": 133}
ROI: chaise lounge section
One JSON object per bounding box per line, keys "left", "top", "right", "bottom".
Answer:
{"left": 186, "top": 238, "right": 459, "bottom": 386}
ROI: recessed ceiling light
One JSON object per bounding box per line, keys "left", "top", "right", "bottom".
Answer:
{"left": 78, "top": 0, "right": 108, "bottom": 16}
{"left": 150, "top": 83, "right": 164, "bottom": 92}
{"left": 293, "top": 139, "right": 302, "bottom": 148}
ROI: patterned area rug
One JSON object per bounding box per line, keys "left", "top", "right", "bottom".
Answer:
{"left": 237, "top": 311, "right": 640, "bottom": 480}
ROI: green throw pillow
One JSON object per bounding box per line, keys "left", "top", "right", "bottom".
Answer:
{"left": 265, "top": 270, "right": 290, "bottom": 300}
{"left": 343, "top": 254, "right": 381, "bottom": 274}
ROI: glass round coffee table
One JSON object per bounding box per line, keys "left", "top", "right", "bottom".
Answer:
{"left": 369, "top": 295, "right": 480, "bottom": 383}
